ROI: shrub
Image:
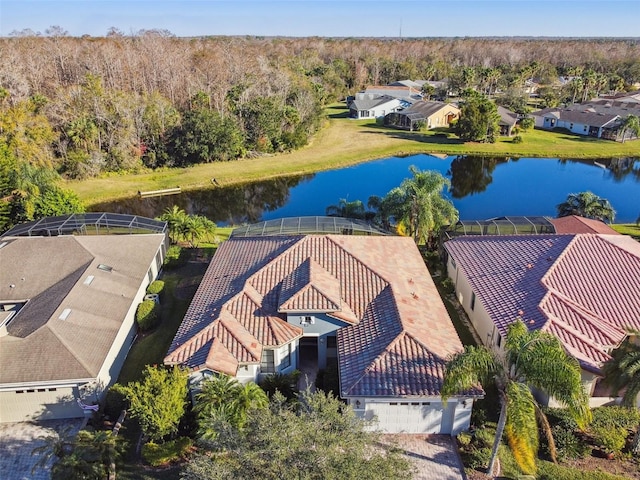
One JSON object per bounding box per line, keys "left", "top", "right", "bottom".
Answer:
{"left": 146, "top": 280, "right": 165, "bottom": 295}
{"left": 315, "top": 359, "right": 339, "bottom": 396}
{"left": 164, "top": 245, "right": 187, "bottom": 269}
{"left": 545, "top": 425, "right": 589, "bottom": 460}
{"left": 465, "top": 447, "right": 492, "bottom": 470}
{"left": 259, "top": 370, "right": 301, "bottom": 400}
{"left": 520, "top": 117, "right": 535, "bottom": 131}
{"left": 136, "top": 299, "right": 159, "bottom": 331}
{"left": 440, "top": 277, "right": 455, "bottom": 294}
{"left": 591, "top": 405, "right": 640, "bottom": 431}
{"left": 512, "top": 134, "right": 523, "bottom": 143}
{"left": 142, "top": 437, "right": 193, "bottom": 467}
{"left": 592, "top": 426, "right": 627, "bottom": 455}
{"left": 102, "top": 388, "right": 127, "bottom": 421}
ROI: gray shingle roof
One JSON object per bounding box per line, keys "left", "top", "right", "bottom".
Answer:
{"left": 0, "top": 234, "right": 166, "bottom": 385}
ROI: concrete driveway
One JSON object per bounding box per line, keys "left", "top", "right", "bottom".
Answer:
{"left": 0, "top": 419, "right": 84, "bottom": 480}
{"left": 382, "top": 434, "right": 467, "bottom": 480}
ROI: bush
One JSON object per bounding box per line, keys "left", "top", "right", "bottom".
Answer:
{"left": 142, "top": 437, "right": 193, "bottom": 467}
{"left": 591, "top": 405, "right": 640, "bottom": 431}
{"left": 315, "top": 359, "right": 339, "bottom": 396}
{"left": 164, "top": 245, "right": 187, "bottom": 269}
{"left": 545, "top": 425, "right": 589, "bottom": 460}
{"left": 146, "top": 280, "right": 165, "bottom": 295}
{"left": 102, "top": 388, "right": 127, "bottom": 421}
{"left": 512, "top": 134, "right": 523, "bottom": 143}
{"left": 592, "top": 426, "right": 627, "bottom": 455}
{"left": 259, "top": 370, "right": 301, "bottom": 400}
{"left": 136, "top": 299, "right": 159, "bottom": 331}
{"left": 440, "top": 277, "right": 455, "bottom": 294}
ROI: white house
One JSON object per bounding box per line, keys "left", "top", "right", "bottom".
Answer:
{"left": 444, "top": 232, "right": 640, "bottom": 407}
{"left": 166, "top": 220, "right": 481, "bottom": 434}
{"left": 0, "top": 214, "right": 167, "bottom": 423}
{"left": 348, "top": 94, "right": 403, "bottom": 119}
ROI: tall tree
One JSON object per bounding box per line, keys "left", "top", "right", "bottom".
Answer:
{"left": 442, "top": 320, "right": 590, "bottom": 476}
{"left": 183, "top": 390, "right": 412, "bottom": 480}
{"left": 455, "top": 91, "right": 500, "bottom": 143}
{"left": 602, "top": 333, "right": 640, "bottom": 454}
{"left": 556, "top": 191, "right": 616, "bottom": 223}
{"left": 113, "top": 365, "right": 188, "bottom": 442}
{"left": 378, "top": 166, "right": 458, "bottom": 246}
{"left": 618, "top": 114, "right": 640, "bottom": 143}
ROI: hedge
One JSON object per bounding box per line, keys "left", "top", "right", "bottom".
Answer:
{"left": 146, "top": 280, "right": 165, "bottom": 295}
{"left": 142, "top": 437, "right": 193, "bottom": 467}
{"left": 136, "top": 299, "right": 159, "bottom": 331}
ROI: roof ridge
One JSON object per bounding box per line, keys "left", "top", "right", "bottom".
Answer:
{"left": 44, "top": 325, "right": 94, "bottom": 377}
{"left": 325, "top": 235, "right": 391, "bottom": 287}
{"left": 540, "top": 291, "right": 623, "bottom": 352}
{"left": 165, "top": 321, "right": 218, "bottom": 364}
{"left": 217, "top": 313, "right": 261, "bottom": 362}
{"left": 540, "top": 234, "right": 577, "bottom": 287}
{"left": 597, "top": 233, "right": 640, "bottom": 261}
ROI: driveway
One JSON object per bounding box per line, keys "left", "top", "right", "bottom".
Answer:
{"left": 382, "top": 434, "right": 467, "bottom": 480}
{"left": 0, "top": 419, "right": 84, "bottom": 480}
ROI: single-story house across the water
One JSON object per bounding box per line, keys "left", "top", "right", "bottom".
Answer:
{"left": 384, "top": 100, "right": 460, "bottom": 131}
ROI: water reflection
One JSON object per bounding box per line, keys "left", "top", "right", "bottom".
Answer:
{"left": 448, "top": 156, "right": 510, "bottom": 198}
{"left": 92, "top": 174, "right": 313, "bottom": 224}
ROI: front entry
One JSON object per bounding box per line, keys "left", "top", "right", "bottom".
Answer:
{"left": 298, "top": 337, "right": 318, "bottom": 390}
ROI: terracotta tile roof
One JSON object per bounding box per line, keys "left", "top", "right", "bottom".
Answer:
{"left": 445, "top": 234, "right": 640, "bottom": 372}
{"left": 167, "top": 235, "right": 467, "bottom": 398}
{"left": 278, "top": 258, "right": 342, "bottom": 313}
{"left": 550, "top": 216, "right": 620, "bottom": 235}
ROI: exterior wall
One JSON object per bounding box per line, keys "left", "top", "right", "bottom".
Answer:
{"left": 446, "top": 255, "right": 498, "bottom": 349}
{"left": 258, "top": 340, "right": 299, "bottom": 379}
{"left": 426, "top": 106, "right": 460, "bottom": 128}
{"left": 556, "top": 119, "right": 594, "bottom": 137}
{"left": 351, "top": 99, "right": 402, "bottom": 119}
{"left": 0, "top": 385, "right": 81, "bottom": 422}
{"left": 348, "top": 396, "right": 473, "bottom": 435}
{"left": 286, "top": 313, "right": 346, "bottom": 369}
{"left": 532, "top": 114, "right": 545, "bottom": 128}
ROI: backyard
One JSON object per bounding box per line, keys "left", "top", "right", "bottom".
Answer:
{"left": 69, "top": 104, "right": 640, "bottom": 207}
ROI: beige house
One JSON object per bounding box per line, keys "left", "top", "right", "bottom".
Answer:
{"left": 384, "top": 101, "right": 460, "bottom": 131}
{"left": 0, "top": 214, "right": 167, "bottom": 422}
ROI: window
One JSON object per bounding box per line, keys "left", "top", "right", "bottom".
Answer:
{"left": 496, "top": 335, "right": 502, "bottom": 348}
{"left": 261, "top": 349, "right": 275, "bottom": 373}
{"left": 280, "top": 343, "right": 291, "bottom": 369}
{"left": 470, "top": 292, "right": 476, "bottom": 311}
{"left": 327, "top": 336, "right": 337, "bottom": 348}
{"left": 570, "top": 123, "right": 574, "bottom": 129}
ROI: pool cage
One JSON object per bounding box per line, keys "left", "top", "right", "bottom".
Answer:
{"left": 231, "top": 216, "right": 390, "bottom": 238}
{"left": 442, "top": 216, "right": 556, "bottom": 242}
{"left": 1, "top": 212, "right": 167, "bottom": 238}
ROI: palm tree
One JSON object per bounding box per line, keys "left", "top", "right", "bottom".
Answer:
{"left": 379, "top": 166, "right": 458, "bottom": 246}
{"left": 158, "top": 205, "right": 188, "bottom": 244}
{"left": 556, "top": 191, "right": 616, "bottom": 223}
{"left": 602, "top": 333, "right": 640, "bottom": 454}
{"left": 325, "top": 198, "right": 367, "bottom": 219}
{"left": 195, "top": 374, "right": 269, "bottom": 439}
{"left": 442, "top": 320, "right": 590, "bottom": 476}
{"left": 619, "top": 114, "right": 640, "bottom": 143}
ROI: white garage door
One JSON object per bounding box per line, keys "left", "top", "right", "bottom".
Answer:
{"left": 0, "top": 388, "right": 81, "bottom": 423}
{"left": 366, "top": 401, "right": 454, "bottom": 434}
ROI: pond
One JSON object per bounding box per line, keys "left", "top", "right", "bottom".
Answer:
{"left": 92, "top": 155, "right": 640, "bottom": 224}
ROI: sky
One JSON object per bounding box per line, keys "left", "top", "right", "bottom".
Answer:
{"left": 0, "top": 0, "right": 639, "bottom": 38}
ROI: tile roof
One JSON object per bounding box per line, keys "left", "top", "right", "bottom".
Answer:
{"left": 550, "top": 215, "right": 620, "bottom": 235}
{"left": 0, "top": 234, "right": 166, "bottom": 385}
{"left": 166, "top": 235, "right": 468, "bottom": 398}
{"left": 445, "top": 234, "right": 640, "bottom": 372}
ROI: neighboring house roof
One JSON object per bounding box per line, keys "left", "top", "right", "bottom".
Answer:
{"left": 550, "top": 216, "right": 621, "bottom": 235}
{"left": 0, "top": 234, "right": 166, "bottom": 385}
{"left": 597, "top": 91, "right": 640, "bottom": 103}
{"left": 539, "top": 108, "right": 619, "bottom": 128}
{"left": 399, "top": 100, "right": 459, "bottom": 119}
{"left": 444, "top": 234, "right": 640, "bottom": 373}
{"left": 350, "top": 95, "right": 399, "bottom": 112}
{"left": 497, "top": 106, "right": 518, "bottom": 127}
{"left": 389, "top": 80, "right": 423, "bottom": 89}
{"left": 166, "top": 235, "right": 470, "bottom": 398}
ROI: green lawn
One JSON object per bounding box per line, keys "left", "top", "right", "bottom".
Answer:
{"left": 69, "top": 104, "right": 640, "bottom": 207}
{"left": 612, "top": 223, "right": 640, "bottom": 240}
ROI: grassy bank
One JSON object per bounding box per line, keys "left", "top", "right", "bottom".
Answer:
{"left": 69, "top": 104, "right": 640, "bottom": 207}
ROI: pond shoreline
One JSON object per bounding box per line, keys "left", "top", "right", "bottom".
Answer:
{"left": 69, "top": 107, "right": 640, "bottom": 207}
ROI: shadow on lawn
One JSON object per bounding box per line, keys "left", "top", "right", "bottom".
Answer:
{"left": 361, "top": 129, "right": 466, "bottom": 145}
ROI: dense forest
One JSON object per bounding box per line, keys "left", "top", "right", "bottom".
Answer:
{"left": 1, "top": 31, "right": 640, "bottom": 231}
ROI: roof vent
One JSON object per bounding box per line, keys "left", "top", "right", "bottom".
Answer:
{"left": 59, "top": 308, "right": 71, "bottom": 320}
{"left": 97, "top": 264, "right": 113, "bottom": 272}
{"left": 84, "top": 275, "right": 95, "bottom": 285}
